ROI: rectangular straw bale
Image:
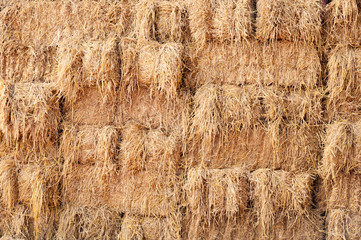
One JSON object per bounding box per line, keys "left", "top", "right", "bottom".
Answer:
{"left": 118, "top": 87, "right": 190, "bottom": 132}
{"left": 120, "top": 121, "right": 181, "bottom": 174}
{"left": 327, "top": 46, "right": 361, "bottom": 120}
{"left": 325, "top": 0, "right": 361, "bottom": 46}
{"left": 321, "top": 121, "right": 361, "bottom": 180}
{"left": 121, "top": 39, "right": 183, "bottom": 99}
{"left": 187, "top": 0, "right": 254, "bottom": 47}
{"left": 134, "top": 0, "right": 185, "bottom": 43}
{"left": 0, "top": 82, "right": 60, "bottom": 152}
{"left": 119, "top": 214, "right": 181, "bottom": 240}
{"left": 61, "top": 123, "right": 119, "bottom": 165}
{"left": 250, "top": 169, "right": 317, "bottom": 239}
{"left": 0, "top": 42, "right": 57, "bottom": 83}
{"left": 56, "top": 37, "right": 120, "bottom": 102}
{"left": 64, "top": 87, "right": 117, "bottom": 126}
{"left": 256, "top": 0, "right": 322, "bottom": 43}
{"left": 57, "top": 205, "right": 121, "bottom": 240}
{"left": 108, "top": 171, "right": 180, "bottom": 217}
{"left": 326, "top": 209, "right": 361, "bottom": 240}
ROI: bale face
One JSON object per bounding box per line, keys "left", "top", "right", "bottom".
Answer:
{"left": 61, "top": 123, "right": 119, "bottom": 165}
{"left": 0, "top": 157, "right": 17, "bottom": 212}
{"left": 326, "top": 209, "right": 361, "bottom": 240}
{"left": 0, "top": 82, "right": 60, "bottom": 152}
{"left": 120, "top": 122, "right": 181, "bottom": 174}
{"left": 256, "top": 0, "right": 322, "bottom": 43}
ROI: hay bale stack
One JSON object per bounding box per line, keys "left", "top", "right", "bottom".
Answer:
{"left": 325, "top": 0, "right": 361, "bottom": 46}
{"left": 134, "top": 0, "right": 185, "bottom": 43}
{"left": 0, "top": 82, "right": 60, "bottom": 153}
{"left": 256, "top": 0, "right": 322, "bottom": 43}
{"left": 121, "top": 38, "right": 184, "bottom": 99}
{"left": 250, "top": 169, "right": 322, "bottom": 239}
{"left": 187, "top": 0, "right": 254, "bottom": 47}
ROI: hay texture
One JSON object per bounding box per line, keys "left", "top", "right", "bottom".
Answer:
{"left": 250, "top": 169, "right": 322, "bottom": 239}
{"left": 325, "top": 0, "right": 361, "bottom": 46}
{"left": 187, "top": 0, "right": 254, "bottom": 48}
{"left": 0, "top": 82, "right": 60, "bottom": 153}
{"left": 120, "top": 121, "right": 181, "bottom": 174}
{"left": 61, "top": 123, "right": 119, "bottom": 165}
{"left": 0, "top": 157, "right": 17, "bottom": 212}
{"left": 134, "top": 0, "right": 185, "bottom": 43}
{"left": 256, "top": 0, "right": 322, "bottom": 43}
{"left": 121, "top": 39, "right": 183, "bottom": 99}
{"left": 327, "top": 46, "right": 361, "bottom": 120}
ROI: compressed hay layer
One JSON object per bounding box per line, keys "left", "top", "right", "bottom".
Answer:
{"left": 121, "top": 38, "right": 183, "bottom": 99}
{"left": 108, "top": 171, "right": 180, "bottom": 217}
{"left": 57, "top": 205, "right": 121, "bottom": 240}
{"left": 120, "top": 121, "right": 181, "bottom": 174}
{"left": 0, "top": 157, "right": 17, "bottom": 212}
{"left": 187, "top": 0, "right": 254, "bottom": 47}
{"left": 321, "top": 121, "right": 361, "bottom": 180}
{"left": 250, "top": 169, "right": 319, "bottom": 239}
{"left": 134, "top": 0, "right": 185, "bottom": 43}
{"left": 0, "top": 1, "right": 130, "bottom": 46}
{"left": 119, "top": 214, "right": 181, "bottom": 240}
{"left": 64, "top": 87, "right": 117, "bottom": 126}
{"left": 190, "top": 41, "right": 321, "bottom": 89}
{"left": 117, "top": 87, "right": 190, "bottom": 132}
{"left": 326, "top": 209, "right": 361, "bottom": 240}
{"left": 327, "top": 46, "right": 361, "bottom": 120}
{"left": 325, "top": 0, "right": 361, "bottom": 46}
{"left": 61, "top": 123, "right": 119, "bottom": 165}
{"left": 0, "top": 42, "right": 57, "bottom": 83}
{"left": 56, "top": 37, "right": 120, "bottom": 102}
{"left": 0, "top": 82, "right": 60, "bottom": 152}
{"left": 188, "top": 84, "right": 322, "bottom": 170}
{"left": 256, "top": 0, "right": 322, "bottom": 43}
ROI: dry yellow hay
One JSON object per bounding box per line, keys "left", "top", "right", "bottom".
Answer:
{"left": 187, "top": 0, "right": 254, "bottom": 48}
{"left": 325, "top": 0, "right": 361, "bottom": 46}
{"left": 0, "top": 157, "right": 17, "bottom": 212}
{"left": 326, "top": 209, "right": 361, "bottom": 240}
{"left": 121, "top": 39, "right": 183, "bottom": 99}
{"left": 327, "top": 46, "right": 361, "bottom": 120}
{"left": 61, "top": 123, "right": 119, "bottom": 166}
{"left": 256, "top": 0, "right": 322, "bottom": 43}
{"left": 56, "top": 37, "right": 120, "bottom": 102}
{"left": 64, "top": 87, "right": 117, "bottom": 126}
{"left": 120, "top": 121, "right": 181, "bottom": 174}
{"left": 250, "top": 169, "right": 319, "bottom": 239}
{"left": 118, "top": 214, "right": 181, "bottom": 240}
{"left": 0, "top": 42, "right": 57, "bottom": 83}
{"left": 108, "top": 171, "right": 180, "bottom": 217}
{"left": 134, "top": 0, "right": 185, "bottom": 43}
{"left": 57, "top": 205, "right": 121, "bottom": 240}
{"left": 0, "top": 82, "right": 60, "bottom": 153}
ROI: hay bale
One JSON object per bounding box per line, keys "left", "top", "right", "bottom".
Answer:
{"left": 61, "top": 123, "right": 119, "bottom": 165}
{"left": 326, "top": 209, "right": 361, "bottom": 240}
{"left": 0, "top": 157, "right": 17, "bottom": 212}
{"left": 327, "top": 46, "right": 361, "bottom": 120}
{"left": 118, "top": 87, "right": 190, "bottom": 132}
{"left": 321, "top": 121, "right": 361, "bottom": 180}
{"left": 109, "top": 171, "right": 180, "bottom": 217}
{"left": 120, "top": 121, "right": 181, "bottom": 174}
{"left": 134, "top": 0, "right": 185, "bottom": 43}
{"left": 250, "top": 169, "right": 319, "bottom": 239}
{"left": 187, "top": 0, "right": 254, "bottom": 47}
{"left": 325, "top": 0, "right": 361, "bottom": 46}
{"left": 0, "top": 42, "right": 57, "bottom": 83}
{"left": 256, "top": 0, "right": 322, "bottom": 43}
{"left": 119, "top": 214, "right": 181, "bottom": 240}
{"left": 0, "top": 82, "right": 60, "bottom": 153}
{"left": 120, "top": 39, "right": 183, "bottom": 99}
{"left": 56, "top": 37, "right": 120, "bottom": 102}
{"left": 64, "top": 87, "right": 117, "bottom": 126}
{"left": 57, "top": 205, "right": 121, "bottom": 240}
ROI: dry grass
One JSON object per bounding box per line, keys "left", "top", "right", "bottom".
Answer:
{"left": 325, "top": 0, "right": 361, "bottom": 46}
{"left": 0, "top": 157, "right": 17, "bottom": 212}
{"left": 256, "top": 0, "right": 322, "bottom": 43}
{"left": 120, "top": 121, "right": 181, "bottom": 174}
{"left": 0, "top": 82, "right": 60, "bottom": 153}
{"left": 326, "top": 209, "right": 361, "bottom": 240}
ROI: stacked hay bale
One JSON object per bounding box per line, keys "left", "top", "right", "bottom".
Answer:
{"left": 323, "top": 1, "right": 361, "bottom": 239}
{"left": 185, "top": 0, "right": 324, "bottom": 239}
